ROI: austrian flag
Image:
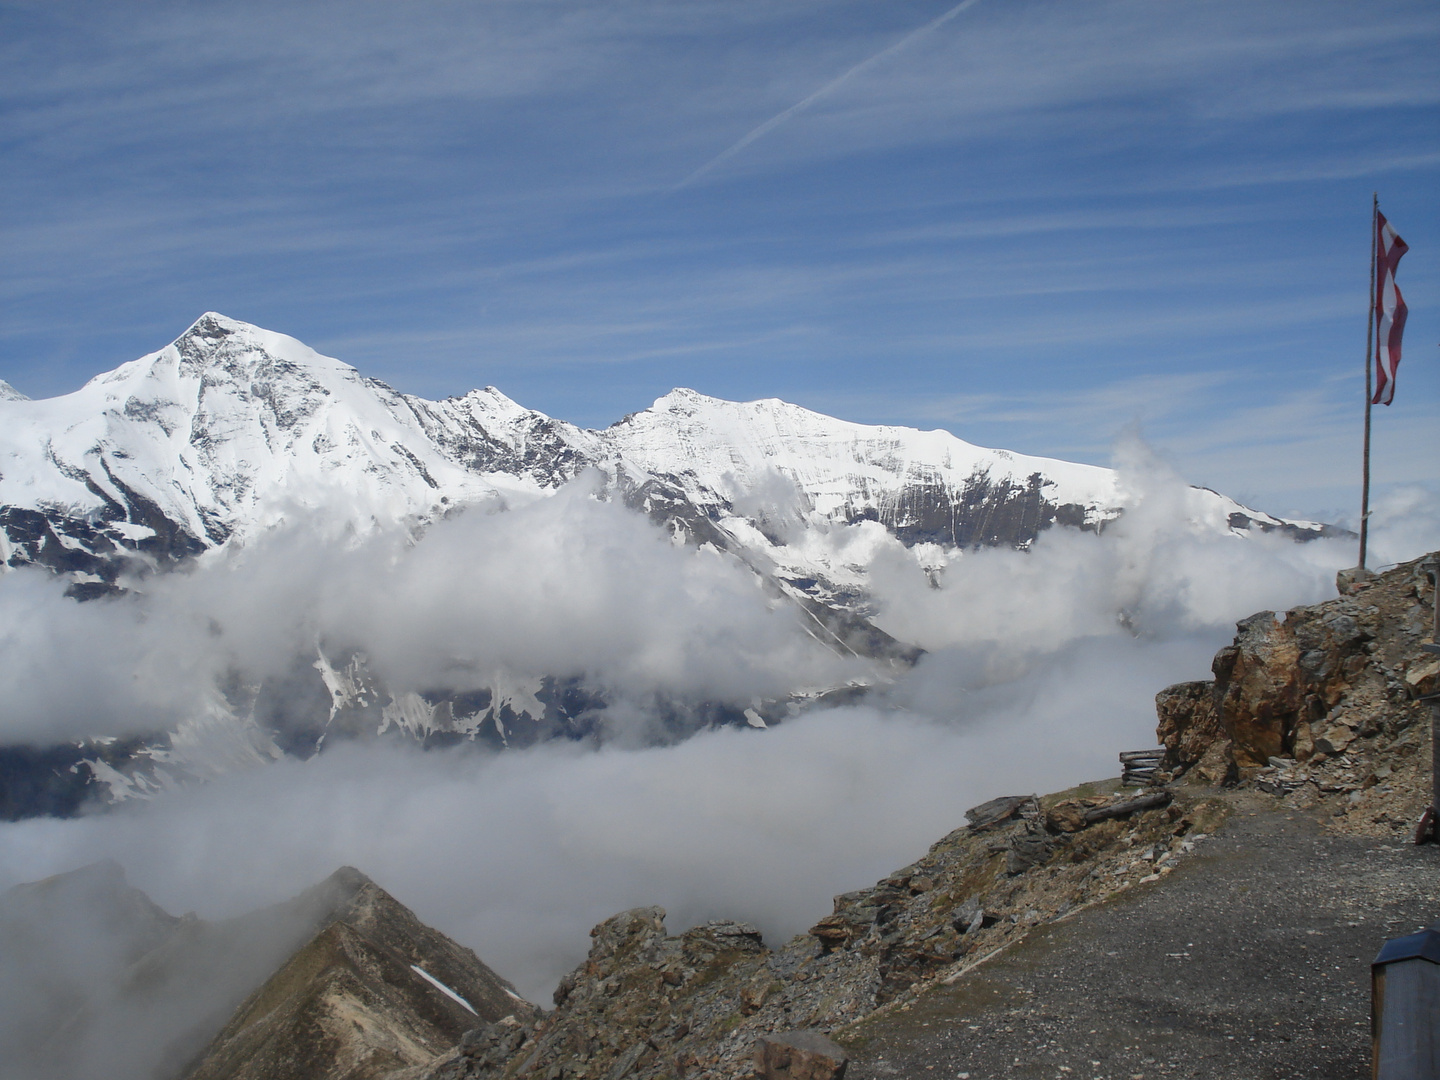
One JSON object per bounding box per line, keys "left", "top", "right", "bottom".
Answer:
{"left": 1373, "top": 211, "right": 1409, "bottom": 406}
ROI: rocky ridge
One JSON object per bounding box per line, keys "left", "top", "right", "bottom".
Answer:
{"left": 0, "top": 862, "right": 537, "bottom": 1080}
{"left": 397, "top": 788, "right": 1229, "bottom": 1080}
{"left": 183, "top": 868, "right": 540, "bottom": 1080}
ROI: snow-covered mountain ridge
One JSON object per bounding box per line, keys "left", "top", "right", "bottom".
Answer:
{"left": 0, "top": 312, "right": 1330, "bottom": 600}
{"left": 0, "top": 313, "right": 1346, "bottom": 814}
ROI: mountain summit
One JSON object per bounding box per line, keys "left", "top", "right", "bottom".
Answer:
{"left": 0, "top": 313, "right": 1329, "bottom": 598}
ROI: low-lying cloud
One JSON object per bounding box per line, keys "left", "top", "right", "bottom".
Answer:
{"left": 0, "top": 479, "right": 856, "bottom": 744}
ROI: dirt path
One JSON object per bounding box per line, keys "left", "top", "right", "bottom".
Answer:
{"left": 840, "top": 790, "right": 1440, "bottom": 1080}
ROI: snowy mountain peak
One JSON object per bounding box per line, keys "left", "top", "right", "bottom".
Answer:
{"left": 452, "top": 384, "right": 552, "bottom": 426}
{"left": 0, "top": 379, "right": 26, "bottom": 402}
{"left": 648, "top": 387, "right": 723, "bottom": 411}
{"left": 1, "top": 314, "right": 1340, "bottom": 602}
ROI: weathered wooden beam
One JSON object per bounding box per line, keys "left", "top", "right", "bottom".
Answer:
{"left": 1119, "top": 749, "right": 1166, "bottom": 762}
{"left": 1083, "top": 790, "right": 1172, "bottom": 823}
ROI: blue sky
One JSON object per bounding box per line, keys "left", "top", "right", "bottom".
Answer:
{"left": 1, "top": 0, "right": 1436, "bottom": 521}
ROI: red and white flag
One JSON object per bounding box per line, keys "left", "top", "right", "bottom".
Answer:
{"left": 1373, "top": 211, "right": 1409, "bottom": 406}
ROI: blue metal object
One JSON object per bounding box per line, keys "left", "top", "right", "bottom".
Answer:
{"left": 1375, "top": 928, "right": 1440, "bottom": 967}
{"left": 1372, "top": 924, "right": 1440, "bottom": 1079}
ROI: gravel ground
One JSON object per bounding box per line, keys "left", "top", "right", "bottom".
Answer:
{"left": 841, "top": 789, "right": 1440, "bottom": 1080}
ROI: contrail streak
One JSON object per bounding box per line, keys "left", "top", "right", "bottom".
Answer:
{"left": 674, "top": 0, "right": 985, "bottom": 190}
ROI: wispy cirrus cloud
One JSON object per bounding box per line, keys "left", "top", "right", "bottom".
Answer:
{"left": 0, "top": 0, "right": 1434, "bottom": 520}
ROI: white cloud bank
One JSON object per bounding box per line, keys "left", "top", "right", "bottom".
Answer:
{"left": 0, "top": 451, "right": 1433, "bottom": 1031}
{"left": 0, "top": 479, "right": 857, "bottom": 744}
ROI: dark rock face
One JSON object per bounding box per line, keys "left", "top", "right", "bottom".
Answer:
{"left": 0, "top": 504, "right": 188, "bottom": 597}
{"left": 854, "top": 469, "right": 1095, "bottom": 550}
{"left": 1224, "top": 508, "right": 1350, "bottom": 543}
{"left": 1155, "top": 551, "right": 1438, "bottom": 775}
{"left": 0, "top": 739, "right": 150, "bottom": 820}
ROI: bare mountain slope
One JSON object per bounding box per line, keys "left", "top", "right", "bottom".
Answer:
{"left": 0, "top": 863, "right": 535, "bottom": 1080}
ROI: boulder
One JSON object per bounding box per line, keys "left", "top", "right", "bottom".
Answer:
{"left": 1213, "top": 611, "right": 1304, "bottom": 766}
{"left": 1313, "top": 716, "right": 1358, "bottom": 756}
{"left": 1045, "top": 800, "right": 1089, "bottom": 833}
{"left": 1155, "top": 681, "right": 1225, "bottom": 771}
{"left": 951, "top": 897, "right": 987, "bottom": 935}
{"left": 1406, "top": 657, "right": 1439, "bottom": 698}
{"left": 754, "top": 1030, "right": 849, "bottom": 1080}
{"left": 1336, "top": 565, "right": 1377, "bottom": 594}
{"left": 808, "top": 913, "right": 856, "bottom": 950}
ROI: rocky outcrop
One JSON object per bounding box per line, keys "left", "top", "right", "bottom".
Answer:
{"left": 1156, "top": 552, "right": 1436, "bottom": 777}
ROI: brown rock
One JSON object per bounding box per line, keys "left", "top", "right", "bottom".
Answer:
{"left": 1314, "top": 719, "right": 1357, "bottom": 756}
{"left": 1189, "top": 738, "right": 1235, "bottom": 785}
{"left": 1155, "top": 551, "right": 1437, "bottom": 789}
{"left": 1405, "top": 657, "right": 1439, "bottom": 697}
{"left": 809, "top": 914, "right": 856, "bottom": 949}
{"left": 1216, "top": 611, "right": 1304, "bottom": 766}
{"left": 754, "top": 1030, "right": 849, "bottom": 1080}
{"left": 740, "top": 972, "right": 778, "bottom": 1014}
{"left": 1155, "top": 680, "right": 1225, "bottom": 770}
{"left": 1045, "top": 801, "right": 1089, "bottom": 833}
{"left": 1336, "top": 565, "right": 1378, "bottom": 595}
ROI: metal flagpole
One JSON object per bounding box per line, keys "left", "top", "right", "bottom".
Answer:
{"left": 1358, "top": 193, "right": 1377, "bottom": 570}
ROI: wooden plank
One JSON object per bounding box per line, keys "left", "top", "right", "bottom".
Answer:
{"left": 1083, "top": 791, "right": 1171, "bottom": 823}
{"left": 1119, "top": 750, "right": 1166, "bottom": 762}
